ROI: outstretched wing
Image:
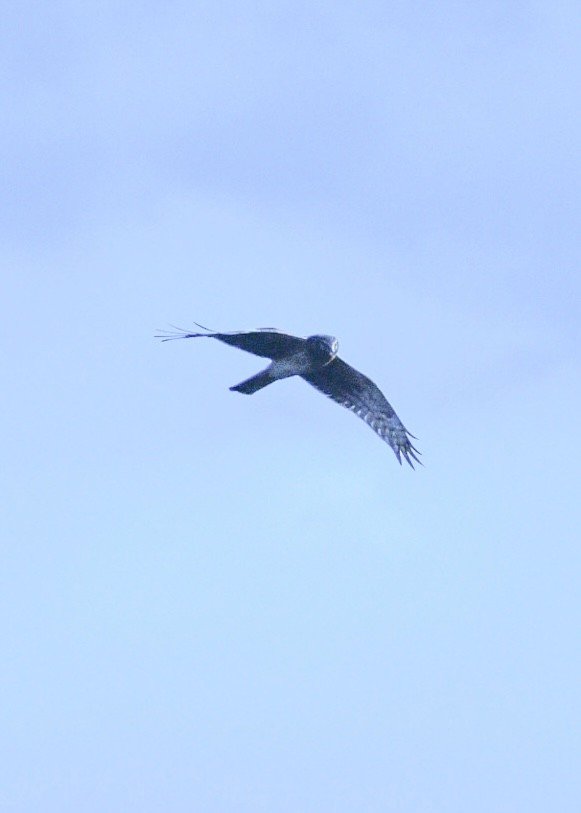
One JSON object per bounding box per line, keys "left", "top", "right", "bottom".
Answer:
{"left": 301, "top": 357, "right": 421, "bottom": 468}
{"left": 156, "top": 324, "right": 305, "bottom": 359}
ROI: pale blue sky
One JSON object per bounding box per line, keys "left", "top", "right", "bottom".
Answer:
{"left": 2, "top": 3, "right": 580, "bottom": 811}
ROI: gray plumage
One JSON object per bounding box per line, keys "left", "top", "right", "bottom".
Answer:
{"left": 157, "top": 323, "right": 421, "bottom": 467}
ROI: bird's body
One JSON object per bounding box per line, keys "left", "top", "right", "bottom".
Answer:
{"left": 158, "top": 323, "right": 421, "bottom": 467}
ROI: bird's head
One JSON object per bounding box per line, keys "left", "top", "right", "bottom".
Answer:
{"left": 306, "top": 334, "right": 339, "bottom": 366}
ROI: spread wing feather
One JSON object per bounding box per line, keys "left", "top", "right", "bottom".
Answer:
{"left": 156, "top": 325, "right": 305, "bottom": 359}
{"left": 301, "top": 357, "right": 421, "bottom": 468}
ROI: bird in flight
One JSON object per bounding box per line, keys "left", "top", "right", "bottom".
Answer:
{"left": 157, "top": 323, "right": 421, "bottom": 468}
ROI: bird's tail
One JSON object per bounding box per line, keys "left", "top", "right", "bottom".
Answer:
{"left": 230, "top": 368, "right": 274, "bottom": 395}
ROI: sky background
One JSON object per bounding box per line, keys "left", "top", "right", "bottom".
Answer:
{"left": 2, "top": 2, "right": 580, "bottom": 811}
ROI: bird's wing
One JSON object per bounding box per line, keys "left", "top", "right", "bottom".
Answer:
{"left": 301, "top": 357, "right": 421, "bottom": 468}
{"left": 156, "top": 325, "right": 306, "bottom": 359}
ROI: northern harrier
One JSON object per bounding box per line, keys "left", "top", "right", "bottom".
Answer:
{"left": 157, "top": 323, "right": 421, "bottom": 467}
